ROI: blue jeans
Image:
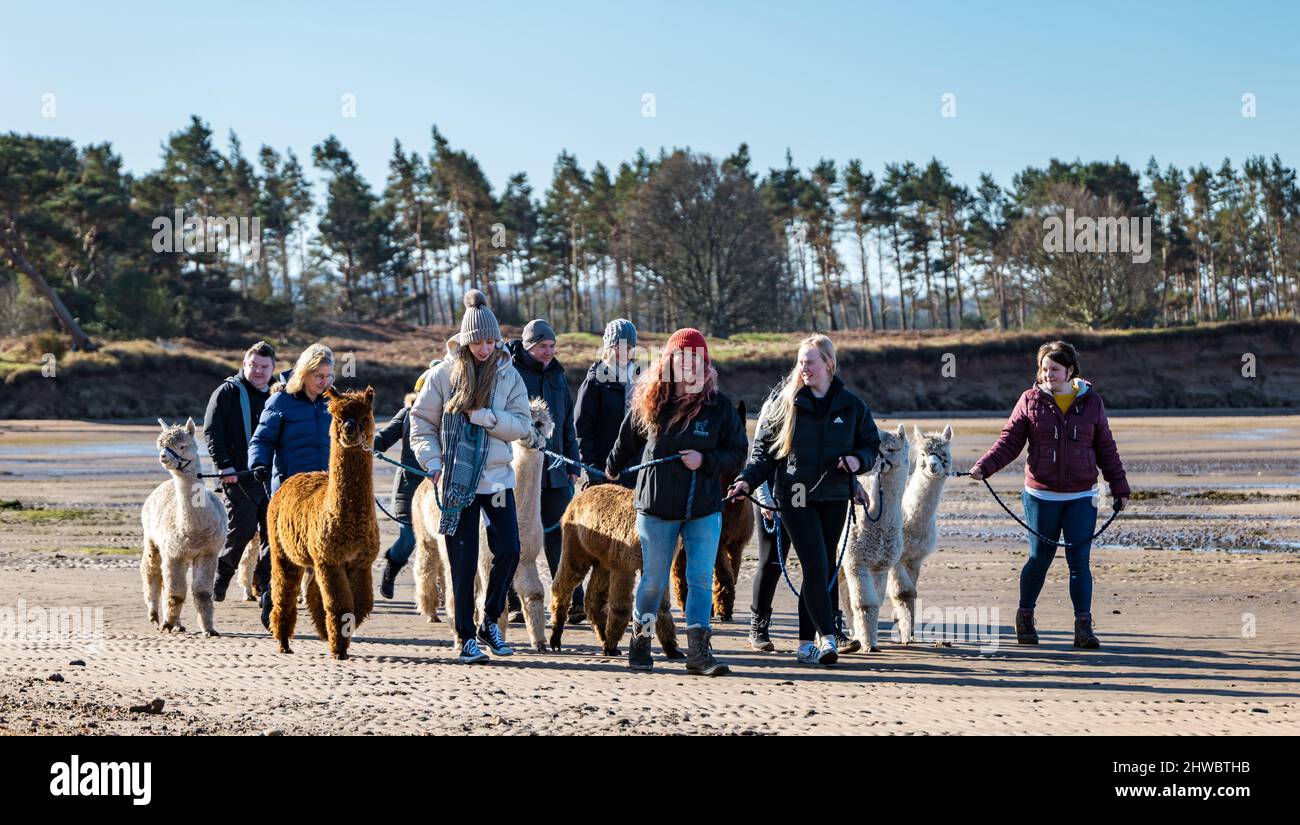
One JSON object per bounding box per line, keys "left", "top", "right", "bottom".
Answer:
{"left": 635, "top": 511, "right": 722, "bottom": 629}
{"left": 1019, "top": 492, "right": 1096, "bottom": 614}
{"left": 386, "top": 523, "right": 415, "bottom": 566}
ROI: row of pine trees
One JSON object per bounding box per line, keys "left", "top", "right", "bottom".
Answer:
{"left": 2, "top": 116, "right": 1297, "bottom": 348}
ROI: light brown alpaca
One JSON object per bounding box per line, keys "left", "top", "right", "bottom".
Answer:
{"left": 671, "top": 401, "right": 752, "bottom": 622}
{"left": 267, "top": 387, "right": 380, "bottom": 660}
{"left": 409, "top": 396, "right": 555, "bottom": 650}
{"left": 140, "top": 418, "right": 228, "bottom": 636}
{"left": 548, "top": 483, "right": 683, "bottom": 658}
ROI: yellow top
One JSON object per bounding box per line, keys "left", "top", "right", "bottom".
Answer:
{"left": 1053, "top": 380, "right": 1079, "bottom": 416}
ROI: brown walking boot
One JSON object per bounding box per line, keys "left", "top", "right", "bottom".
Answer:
{"left": 1015, "top": 608, "right": 1039, "bottom": 644}
{"left": 1073, "top": 612, "right": 1101, "bottom": 649}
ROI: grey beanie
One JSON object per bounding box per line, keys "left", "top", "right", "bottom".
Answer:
{"left": 522, "top": 318, "right": 557, "bottom": 350}
{"left": 455, "top": 289, "right": 501, "bottom": 344}
{"left": 602, "top": 318, "right": 637, "bottom": 350}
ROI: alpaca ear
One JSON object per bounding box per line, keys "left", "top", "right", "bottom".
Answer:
{"left": 157, "top": 418, "right": 167, "bottom": 430}
{"left": 912, "top": 425, "right": 924, "bottom": 443}
{"left": 185, "top": 417, "right": 196, "bottom": 435}
{"left": 364, "top": 386, "right": 375, "bottom": 404}
{"left": 895, "top": 423, "right": 905, "bottom": 437}
{"left": 323, "top": 386, "right": 339, "bottom": 401}
{"left": 942, "top": 424, "right": 953, "bottom": 441}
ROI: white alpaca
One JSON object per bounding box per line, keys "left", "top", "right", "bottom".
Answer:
{"left": 141, "top": 418, "right": 228, "bottom": 636}
{"left": 840, "top": 423, "right": 909, "bottom": 652}
{"left": 892, "top": 425, "right": 954, "bottom": 644}
{"left": 411, "top": 397, "right": 555, "bottom": 651}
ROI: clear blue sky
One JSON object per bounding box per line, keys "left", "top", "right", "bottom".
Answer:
{"left": 3, "top": 0, "right": 1297, "bottom": 197}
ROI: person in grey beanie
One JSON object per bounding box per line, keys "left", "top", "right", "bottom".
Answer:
{"left": 576, "top": 318, "right": 640, "bottom": 491}
{"left": 506, "top": 318, "right": 582, "bottom": 622}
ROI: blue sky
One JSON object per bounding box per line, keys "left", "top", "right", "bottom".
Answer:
{"left": 3, "top": 0, "right": 1297, "bottom": 197}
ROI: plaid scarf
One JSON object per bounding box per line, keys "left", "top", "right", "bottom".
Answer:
{"left": 436, "top": 388, "right": 495, "bottom": 535}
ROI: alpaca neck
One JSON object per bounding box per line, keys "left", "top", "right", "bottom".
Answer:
{"left": 867, "top": 467, "right": 908, "bottom": 520}
{"left": 326, "top": 442, "right": 373, "bottom": 514}
{"left": 168, "top": 469, "right": 205, "bottom": 530}
{"left": 904, "top": 467, "right": 947, "bottom": 524}
{"left": 515, "top": 450, "right": 544, "bottom": 504}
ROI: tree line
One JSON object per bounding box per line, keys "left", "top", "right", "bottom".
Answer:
{"left": 2, "top": 116, "right": 1297, "bottom": 348}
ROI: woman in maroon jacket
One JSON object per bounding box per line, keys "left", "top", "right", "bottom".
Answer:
{"left": 970, "top": 341, "right": 1130, "bottom": 649}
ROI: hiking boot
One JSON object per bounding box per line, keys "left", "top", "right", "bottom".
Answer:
{"left": 1073, "top": 613, "right": 1100, "bottom": 649}
{"left": 833, "top": 610, "right": 861, "bottom": 654}
{"left": 476, "top": 620, "right": 514, "bottom": 656}
{"left": 456, "top": 638, "right": 489, "bottom": 664}
{"left": 379, "top": 555, "right": 405, "bottom": 600}
{"left": 259, "top": 590, "right": 272, "bottom": 630}
{"left": 628, "top": 614, "right": 654, "bottom": 672}
{"left": 685, "top": 626, "right": 729, "bottom": 676}
{"left": 1015, "top": 608, "right": 1039, "bottom": 645}
{"left": 748, "top": 607, "right": 775, "bottom": 652}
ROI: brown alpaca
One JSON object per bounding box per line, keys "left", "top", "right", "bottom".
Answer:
{"left": 671, "top": 400, "right": 752, "bottom": 621}
{"left": 267, "top": 386, "right": 380, "bottom": 660}
{"left": 548, "top": 483, "right": 683, "bottom": 658}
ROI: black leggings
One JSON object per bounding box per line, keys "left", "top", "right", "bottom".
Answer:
{"left": 772, "top": 499, "right": 848, "bottom": 641}
{"left": 443, "top": 490, "right": 521, "bottom": 642}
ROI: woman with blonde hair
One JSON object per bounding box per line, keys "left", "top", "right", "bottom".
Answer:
{"left": 728, "top": 334, "right": 879, "bottom": 666}
{"left": 248, "top": 343, "right": 335, "bottom": 626}
{"left": 409, "top": 290, "right": 534, "bottom": 664}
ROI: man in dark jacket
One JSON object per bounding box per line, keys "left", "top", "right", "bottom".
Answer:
{"left": 203, "top": 341, "right": 275, "bottom": 602}
{"left": 575, "top": 318, "right": 639, "bottom": 489}
{"left": 373, "top": 389, "right": 423, "bottom": 599}
{"left": 507, "top": 320, "right": 583, "bottom": 618}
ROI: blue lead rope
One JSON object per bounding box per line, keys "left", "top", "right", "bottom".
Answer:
{"left": 767, "top": 504, "right": 856, "bottom": 601}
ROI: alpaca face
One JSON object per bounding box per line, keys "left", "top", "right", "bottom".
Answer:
{"left": 911, "top": 424, "right": 954, "bottom": 479}
{"left": 155, "top": 419, "right": 199, "bottom": 472}
{"left": 325, "top": 386, "right": 375, "bottom": 449}
{"left": 875, "top": 424, "right": 909, "bottom": 476}
{"left": 525, "top": 397, "right": 556, "bottom": 449}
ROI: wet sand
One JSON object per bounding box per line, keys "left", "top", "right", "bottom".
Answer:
{"left": 0, "top": 415, "right": 1297, "bottom": 735}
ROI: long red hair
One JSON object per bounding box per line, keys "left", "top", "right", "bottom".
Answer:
{"left": 631, "top": 348, "right": 718, "bottom": 437}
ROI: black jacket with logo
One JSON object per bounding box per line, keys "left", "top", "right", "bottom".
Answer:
{"left": 739, "top": 375, "right": 880, "bottom": 505}
{"left": 606, "top": 391, "right": 747, "bottom": 521}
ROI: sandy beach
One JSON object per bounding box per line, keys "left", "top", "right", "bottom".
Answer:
{"left": 1, "top": 414, "right": 1297, "bottom": 735}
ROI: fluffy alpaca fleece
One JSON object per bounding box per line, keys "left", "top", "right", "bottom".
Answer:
{"left": 141, "top": 418, "right": 228, "bottom": 636}
{"left": 891, "top": 425, "right": 954, "bottom": 644}
{"left": 267, "top": 387, "right": 380, "bottom": 660}
{"left": 548, "top": 483, "right": 683, "bottom": 658}
{"left": 410, "top": 396, "right": 554, "bottom": 650}
{"left": 840, "top": 423, "right": 909, "bottom": 651}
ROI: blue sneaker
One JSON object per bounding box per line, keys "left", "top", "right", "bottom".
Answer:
{"left": 456, "top": 638, "right": 489, "bottom": 664}
{"left": 477, "top": 621, "right": 514, "bottom": 656}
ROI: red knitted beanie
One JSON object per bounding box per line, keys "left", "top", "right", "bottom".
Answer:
{"left": 664, "top": 328, "right": 709, "bottom": 367}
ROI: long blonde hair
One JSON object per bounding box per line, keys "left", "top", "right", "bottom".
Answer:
{"left": 285, "top": 344, "right": 334, "bottom": 396}
{"left": 767, "top": 334, "right": 836, "bottom": 459}
{"left": 445, "top": 343, "right": 500, "bottom": 413}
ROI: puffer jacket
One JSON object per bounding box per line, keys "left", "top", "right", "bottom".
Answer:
{"left": 408, "top": 340, "right": 533, "bottom": 494}
{"left": 248, "top": 388, "right": 332, "bottom": 493}
{"left": 973, "top": 378, "right": 1131, "bottom": 498}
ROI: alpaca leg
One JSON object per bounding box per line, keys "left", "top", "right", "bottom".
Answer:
{"left": 271, "top": 553, "right": 304, "bottom": 653}
{"left": 348, "top": 563, "right": 374, "bottom": 630}
{"left": 868, "top": 569, "right": 889, "bottom": 651}
{"left": 317, "top": 563, "right": 355, "bottom": 660}
{"left": 656, "top": 591, "right": 683, "bottom": 659}
{"left": 412, "top": 533, "right": 442, "bottom": 622}
{"left": 513, "top": 554, "right": 548, "bottom": 653}
{"left": 603, "top": 568, "right": 635, "bottom": 657}
{"left": 586, "top": 566, "right": 610, "bottom": 644}
{"left": 160, "top": 556, "right": 189, "bottom": 633}
{"left": 670, "top": 538, "right": 688, "bottom": 613}
{"left": 304, "top": 572, "right": 327, "bottom": 640}
{"left": 888, "top": 557, "right": 920, "bottom": 644}
{"left": 238, "top": 539, "right": 257, "bottom": 600}
{"left": 843, "top": 558, "right": 877, "bottom": 651}
{"left": 141, "top": 538, "right": 163, "bottom": 627}
{"left": 712, "top": 541, "right": 740, "bottom": 622}
{"left": 548, "top": 527, "right": 591, "bottom": 651}
{"left": 299, "top": 567, "right": 312, "bottom": 605}
{"left": 191, "top": 553, "right": 219, "bottom": 637}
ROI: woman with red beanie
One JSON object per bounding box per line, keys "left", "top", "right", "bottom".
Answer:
{"left": 969, "top": 340, "right": 1131, "bottom": 649}
{"left": 606, "top": 329, "right": 747, "bottom": 676}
